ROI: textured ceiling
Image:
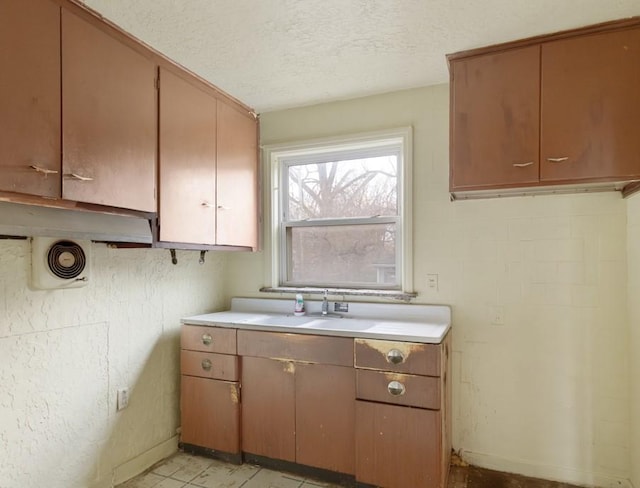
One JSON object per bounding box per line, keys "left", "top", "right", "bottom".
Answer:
{"left": 82, "top": 0, "right": 640, "bottom": 113}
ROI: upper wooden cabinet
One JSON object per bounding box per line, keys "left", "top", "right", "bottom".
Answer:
{"left": 540, "top": 28, "right": 640, "bottom": 182}
{"left": 61, "top": 8, "right": 157, "bottom": 212}
{"left": 216, "top": 102, "right": 259, "bottom": 249}
{"left": 0, "top": 0, "right": 61, "bottom": 198}
{"left": 1, "top": 0, "right": 259, "bottom": 247}
{"left": 449, "top": 19, "right": 640, "bottom": 197}
{"left": 158, "top": 68, "right": 259, "bottom": 249}
{"left": 450, "top": 45, "right": 540, "bottom": 190}
{"left": 159, "top": 68, "right": 217, "bottom": 245}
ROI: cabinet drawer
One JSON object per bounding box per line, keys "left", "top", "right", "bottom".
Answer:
{"left": 181, "top": 350, "right": 238, "bottom": 381}
{"left": 356, "top": 370, "right": 440, "bottom": 409}
{"left": 237, "top": 330, "right": 353, "bottom": 367}
{"left": 182, "top": 325, "right": 236, "bottom": 354}
{"left": 355, "top": 338, "right": 440, "bottom": 376}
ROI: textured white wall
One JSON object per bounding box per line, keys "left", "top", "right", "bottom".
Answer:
{"left": 0, "top": 240, "right": 226, "bottom": 488}
{"left": 627, "top": 195, "right": 640, "bottom": 488}
{"left": 226, "top": 85, "right": 631, "bottom": 487}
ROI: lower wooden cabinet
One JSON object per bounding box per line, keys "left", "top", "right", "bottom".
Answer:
{"left": 354, "top": 334, "right": 451, "bottom": 488}
{"left": 180, "top": 324, "right": 450, "bottom": 487}
{"left": 240, "top": 356, "right": 296, "bottom": 462}
{"left": 356, "top": 401, "right": 441, "bottom": 488}
{"left": 180, "top": 375, "right": 240, "bottom": 454}
{"left": 240, "top": 333, "right": 356, "bottom": 474}
{"left": 295, "top": 363, "right": 355, "bottom": 474}
{"left": 180, "top": 325, "right": 240, "bottom": 456}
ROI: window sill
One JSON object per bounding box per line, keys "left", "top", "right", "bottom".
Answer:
{"left": 259, "top": 286, "right": 417, "bottom": 302}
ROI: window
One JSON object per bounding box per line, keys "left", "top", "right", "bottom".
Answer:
{"left": 264, "top": 128, "right": 413, "bottom": 293}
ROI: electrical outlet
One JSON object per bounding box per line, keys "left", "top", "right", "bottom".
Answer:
{"left": 426, "top": 274, "right": 439, "bottom": 290}
{"left": 491, "top": 306, "right": 505, "bottom": 325}
{"left": 117, "top": 388, "right": 129, "bottom": 411}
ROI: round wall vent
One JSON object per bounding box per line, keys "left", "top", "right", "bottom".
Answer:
{"left": 31, "top": 237, "right": 91, "bottom": 290}
{"left": 47, "top": 240, "right": 87, "bottom": 279}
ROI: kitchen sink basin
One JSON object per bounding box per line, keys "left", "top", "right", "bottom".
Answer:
{"left": 244, "top": 315, "right": 314, "bottom": 327}
{"left": 302, "top": 320, "right": 372, "bottom": 332}
{"left": 305, "top": 312, "right": 347, "bottom": 319}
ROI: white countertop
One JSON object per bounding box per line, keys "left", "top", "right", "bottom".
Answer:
{"left": 182, "top": 298, "right": 451, "bottom": 344}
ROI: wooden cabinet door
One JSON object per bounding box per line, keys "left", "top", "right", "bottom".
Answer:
{"left": 180, "top": 375, "right": 240, "bottom": 454}
{"left": 61, "top": 9, "right": 156, "bottom": 212}
{"left": 241, "top": 356, "right": 296, "bottom": 462}
{"left": 216, "top": 102, "right": 258, "bottom": 248}
{"left": 295, "top": 364, "right": 355, "bottom": 474}
{"left": 0, "top": 0, "right": 61, "bottom": 197}
{"left": 356, "top": 401, "right": 441, "bottom": 488}
{"left": 450, "top": 45, "right": 540, "bottom": 190}
{"left": 541, "top": 28, "right": 640, "bottom": 182}
{"left": 159, "top": 68, "right": 216, "bottom": 244}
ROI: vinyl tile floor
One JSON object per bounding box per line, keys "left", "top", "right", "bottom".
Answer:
{"left": 118, "top": 452, "right": 584, "bottom": 488}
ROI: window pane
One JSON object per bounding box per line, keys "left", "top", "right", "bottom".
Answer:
{"left": 287, "top": 223, "right": 397, "bottom": 287}
{"left": 287, "top": 156, "right": 398, "bottom": 221}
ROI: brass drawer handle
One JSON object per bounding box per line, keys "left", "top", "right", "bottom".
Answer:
{"left": 547, "top": 157, "right": 569, "bottom": 163}
{"left": 201, "top": 333, "right": 213, "bottom": 346}
{"left": 386, "top": 349, "right": 405, "bottom": 365}
{"left": 512, "top": 162, "right": 533, "bottom": 168}
{"left": 201, "top": 359, "right": 212, "bottom": 371}
{"left": 387, "top": 380, "right": 406, "bottom": 396}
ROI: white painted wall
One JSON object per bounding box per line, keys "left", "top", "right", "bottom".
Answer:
{"left": 0, "top": 240, "right": 226, "bottom": 488}
{"left": 627, "top": 195, "right": 640, "bottom": 488}
{"left": 226, "top": 85, "right": 631, "bottom": 487}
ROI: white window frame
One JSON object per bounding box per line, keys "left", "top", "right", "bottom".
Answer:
{"left": 262, "top": 127, "right": 413, "bottom": 295}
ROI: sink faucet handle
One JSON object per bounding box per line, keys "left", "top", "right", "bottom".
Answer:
{"left": 321, "top": 289, "right": 329, "bottom": 315}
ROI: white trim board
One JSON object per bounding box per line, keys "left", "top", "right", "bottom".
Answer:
{"left": 113, "top": 435, "right": 179, "bottom": 486}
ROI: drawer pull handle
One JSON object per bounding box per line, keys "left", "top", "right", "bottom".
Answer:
{"left": 386, "top": 349, "right": 405, "bottom": 364}
{"left": 387, "top": 380, "right": 406, "bottom": 396}
{"left": 201, "top": 333, "right": 213, "bottom": 345}
{"left": 201, "top": 359, "right": 212, "bottom": 371}
{"left": 65, "top": 172, "right": 94, "bottom": 181}
{"left": 512, "top": 162, "right": 533, "bottom": 168}
{"left": 547, "top": 157, "right": 569, "bottom": 163}
{"left": 30, "top": 164, "right": 59, "bottom": 175}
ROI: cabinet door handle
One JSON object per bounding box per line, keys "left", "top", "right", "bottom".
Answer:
{"left": 65, "top": 173, "right": 93, "bottom": 181}
{"left": 387, "top": 380, "right": 406, "bottom": 396}
{"left": 30, "top": 164, "right": 59, "bottom": 175}
{"left": 386, "top": 349, "right": 405, "bottom": 365}
{"left": 201, "top": 359, "right": 212, "bottom": 371}
{"left": 201, "top": 202, "right": 215, "bottom": 208}
{"left": 512, "top": 162, "right": 534, "bottom": 168}
{"left": 217, "top": 205, "right": 230, "bottom": 210}
{"left": 547, "top": 157, "right": 569, "bottom": 163}
{"left": 201, "top": 333, "right": 213, "bottom": 345}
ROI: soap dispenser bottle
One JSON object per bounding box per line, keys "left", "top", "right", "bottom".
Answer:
{"left": 294, "top": 293, "right": 305, "bottom": 316}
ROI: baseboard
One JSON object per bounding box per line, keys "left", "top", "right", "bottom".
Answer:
{"left": 89, "top": 478, "right": 112, "bottom": 488}
{"left": 460, "top": 449, "right": 632, "bottom": 488}
{"left": 113, "top": 435, "right": 179, "bottom": 486}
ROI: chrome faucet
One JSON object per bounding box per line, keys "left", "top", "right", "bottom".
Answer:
{"left": 321, "top": 289, "right": 329, "bottom": 316}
